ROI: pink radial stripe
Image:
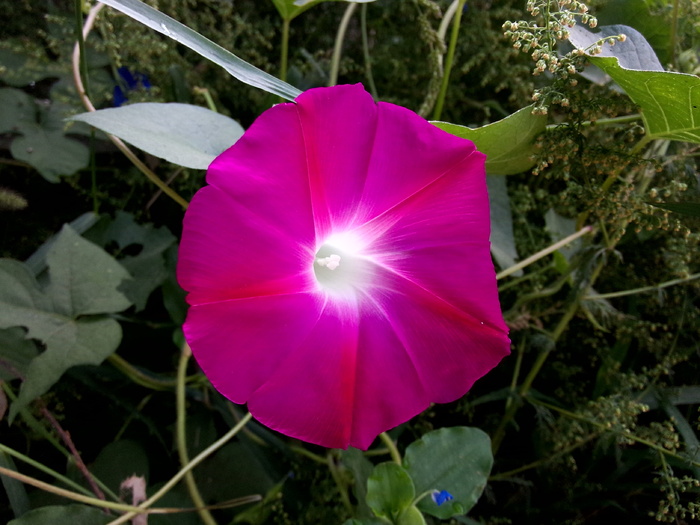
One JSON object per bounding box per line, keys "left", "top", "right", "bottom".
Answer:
{"left": 295, "top": 85, "right": 378, "bottom": 239}
{"left": 178, "top": 186, "right": 316, "bottom": 305}
{"left": 247, "top": 299, "right": 361, "bottom": 449}
{"left": 362, "top": 267, "right": 511, "bottom": 403}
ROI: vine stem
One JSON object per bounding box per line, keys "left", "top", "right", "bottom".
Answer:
{"left": 176, "top": 343, "right": 217, "bottom": 525}
{"left": 496, "top": 225, "right": 594, "bottom": 280}
{"left": 328, "top": 3, "right": 358, "bottom": 87}
{"left": 107, "top": 413, "right": 253, "bottom": 525}
{"left": 280, "top": 17, "right": 290, "bottom": 83}
{"left": 432, "top": 0, "right": 466, "bottom": 120}
{"left": 360, "top": 3, "right": 378, "bottom": 99}
{"left": 71, "top": 3, "right": 190, "bottom": 210}
{"left": 584, "top": 272, "right": 700, "bottom": 300}
{"left": 379, "top": 432, "right": 402, "bottom": 465}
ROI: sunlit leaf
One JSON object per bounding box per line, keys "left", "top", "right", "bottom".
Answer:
{"left": 433, "top": 105, "right": 547, "bottom": 175}
{"left": 366, "top": 462, "right": 415, "bottom": 520}
{"left": 71, "top": 103, "right": 244, "bottom": 170}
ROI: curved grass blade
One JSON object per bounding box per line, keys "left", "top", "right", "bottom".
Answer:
{"left": 99, "top": 0, "right": 302, "bottom": 101}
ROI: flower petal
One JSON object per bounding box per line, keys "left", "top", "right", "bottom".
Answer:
{"left": 178, "top": 186, "right": 316, "bottom": 304}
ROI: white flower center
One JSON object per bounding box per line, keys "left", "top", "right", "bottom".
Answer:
{"left": 313, "top": 233, "right": 374, "bottom": 298}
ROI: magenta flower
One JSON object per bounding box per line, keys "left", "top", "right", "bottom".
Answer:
{"left": 177, "top": 84, "right": 510, "bottom": 450}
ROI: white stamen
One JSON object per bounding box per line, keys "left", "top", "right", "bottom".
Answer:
{"left": 316, "top": 253, "right": 341, "bottom": 271}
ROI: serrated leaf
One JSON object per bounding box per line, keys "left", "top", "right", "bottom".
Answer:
{"left": 403, "top": 427, "right": 493, "bottom": 519}
{"left": 433, "top": 105, "right": 546, "bottom": 175}
{"left": 71, "top": 103, "right": 244, "bottom": 170}
{"left": 0, "top": 225, "right": 131, "bottom": 420}
{"left": 98, "top": 0, "right": 301, "bottom": 101}
{"left": 366, "top": 462, "right": 415, "bottom": 520}
{"left": 7, "top": 504, "right": 113, "bottom": 525}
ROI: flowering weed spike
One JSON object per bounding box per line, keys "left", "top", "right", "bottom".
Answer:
{"left": 177, "top": 84, "right": 510, "bottom": 449}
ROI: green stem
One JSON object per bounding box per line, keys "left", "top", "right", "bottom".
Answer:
{"left": 280, "top": 17, "right": 290, "bottom": 83}
{"left": 584, "top": 272, "right": 700, "bottom": 300}
{"left": 379, "top": 432, "right": 402, "bottom": 465}
{"left": 108, "top": 353, "right": 179, "bottom": 390}
{"left": 669, "top": 0, "right": 679, "bottom": 69}
{"left": 107, "top": 413, "right": 253, "bottom": 525}
{"left": 432, "top": 0, "right": 466, "bottom": 120}
{"left": 74, "top": 0, "right": 90, "bottom": 100}
{"left": 176, "top": 344, "right": 217, "bottom": 525}
{"left": 496, "top": 226, "right": 594, "bottom": 280}
{"left": 0, "top": 443, "right": 97, "bottom": 499}
{"left": 546, "top": 113, "right": 642, "bottom": 131}
{"left": 360, "top": 3, "right": 378, "bottom": 99}
{"left": 329, "top": 3, "right": 358, "bottom": 87}
{"left": 326, "top": 451, "right": 354, "bottom": 515}
{"left": 290, "top": 446, "right": 328, "bottom": 465}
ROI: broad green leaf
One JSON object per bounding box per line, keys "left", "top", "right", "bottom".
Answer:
{"left": 8, "top": 504, "right": 112, "bottom": 525}
{"left": 0, "top": 88, "right": 36, "bottom": 134}
{"left": 99, "top": 0, "right": 301, "bottom": 101}
{"left": 90, "top": 440, "right": 150, "bottom": 494}
{"left": 396, "top": 506, "right": 426, "bottom": 525}
{"left": 569, "top": 25, "right": 700, "bottom": 144}
{"left": 433, "top": 105, "right": 547, "bottom": 175}
{"left": 10, "top": 127, "right": 89, "bottom": 182}
{"left": 487, "top": 176, "right": 521, "bottom": 275}
{"left": 71, "top": 103, "right": 244, "bottom": 170}
{"left": 366, "top": 462, "right": 415, "bottom": 520}
{"left": 0, "top": 225, "right": 131, "bottom": 420}
{"left": 650, "top": 202, "right": 700, "bottom": 218}
{"left": 589, "top": 57, "right": 700, "bottom": 143}
{"left": 403, "top": 427, "right": 493, "bottom": 519}
{"left": 85, "top": 212, "right": 176, "bottom": 311}
{"left": 0, "top": 327, "right": 39, "bottom": 381}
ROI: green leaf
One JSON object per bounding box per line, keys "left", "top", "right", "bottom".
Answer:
{"left": 90, "top": 440, "right": 150, "bottom": 494}
{"left": 569, "top": 24, "right": 663, "bottom": 72}
{"left": 0, "top": 225, "right": 131, "bottom": 420}
{"left": 98, "top": 0, "right": 302, "bottom": 101}
{"left": 0, "top": 327, "right": 39, "bottom": 381}
{"left": 433, "top": 105, "right": 547, "bottom": 175}
{"left": 342, "top": 447, "right": 376, "bottom": 518}
{"left": 70, "top": 103, "right": 244, "bottom": 170}
{"left": 650, "top": 202, "right": 700, "bottom": 218}
{"left": 0, "top": 88, "right": 36, "bottom": 134}
{"left": 7, "top": 504, "right": 112, "bottom": 525}
{"left": 10, "top": 127, "right": 89, "bottom": 182}
{"left": 487, "top": 176, "right": 521, "bottom": 275}
{"left": 271, "top": 0, "right": 376, "bottom": 21}
{"left": 403, "top": 427, "right": 493, "bottom": 519}
{"left": 366, "top": 462, "right": 415, "bottom": 520}
{"left": 569, "top": 25, "right": 700, "bottom": 144}
{"left": 85, "top": 212, "right": 176, "bottom": 311}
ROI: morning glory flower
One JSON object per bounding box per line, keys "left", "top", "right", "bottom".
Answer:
{"left": 177, "top": 84, "right": 510, "bottom": 449}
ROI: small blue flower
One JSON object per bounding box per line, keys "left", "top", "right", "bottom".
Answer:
{"left": 113, "top": 66, "right": 151, "bottom": 107}
{"left": 431, "top": 490, "right": 454, "bottom": 506}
